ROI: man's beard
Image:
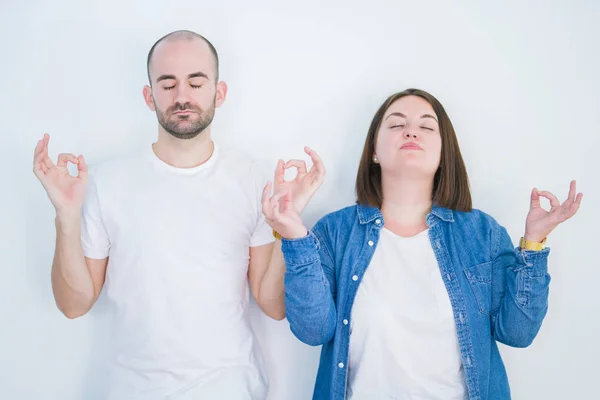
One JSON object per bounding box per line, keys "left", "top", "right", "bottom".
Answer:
{"left": 155, "top": 99, "right": 216, "bottom": 140}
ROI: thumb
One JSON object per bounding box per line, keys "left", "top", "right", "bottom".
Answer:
{"left": 282, "top": 191, "right": 293, "bottom": 212}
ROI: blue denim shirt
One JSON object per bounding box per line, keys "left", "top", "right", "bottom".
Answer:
{"left": 281, "top": 204, "right": 551, "bottom": 400}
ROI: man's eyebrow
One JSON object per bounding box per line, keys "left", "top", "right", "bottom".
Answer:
{"left": 156, "top": 74, "right": 176, "bottom": 83}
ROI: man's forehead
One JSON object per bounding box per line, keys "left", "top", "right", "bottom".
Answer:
{"left": 150, "top": 39, "right": 215, "bottom": 77}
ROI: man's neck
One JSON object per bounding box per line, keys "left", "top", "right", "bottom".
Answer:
{"left": 152, "top": 128, "right": 214, "bottom": 168}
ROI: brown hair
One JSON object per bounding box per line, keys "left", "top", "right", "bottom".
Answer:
{"left": 355, "top": 88, "right": 472, "bottom": 212}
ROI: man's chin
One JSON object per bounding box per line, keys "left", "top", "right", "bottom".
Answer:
{"left": 166, "top": 123, "right": 207, "bottom": 139}
{"left": 167, "top": 130, "right": 203, "bottom": 140}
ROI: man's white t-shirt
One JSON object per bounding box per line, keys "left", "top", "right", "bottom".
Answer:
{"left": 347, "top": 228, "right": 468, "bottom": 400}
{"left": 81, "top": 142, "right": 274, "bottom": 399}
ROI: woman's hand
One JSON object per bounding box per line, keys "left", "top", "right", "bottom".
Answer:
{"left": 524, "top": 180, "right": 583, "bottom": 243}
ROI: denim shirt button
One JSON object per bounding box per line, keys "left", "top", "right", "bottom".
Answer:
{"left": 375, "top": 219, "right": 381, "bottom": 225}
{"left": 459, "top": 313, "right": 465, "bottom": 323}
{"left": 368, "top": 240, "right": 374, "bottom": 246}
{"left": 338, "top": 362, "right": 344, "bottom": 368}
{"left": 352, "top": 275, "right": 358, "bottom": 281}
{"left": 343, "top": 319, "right": 348, "bottom": 325}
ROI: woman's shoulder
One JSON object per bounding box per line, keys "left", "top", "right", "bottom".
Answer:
{"left": 450, "top": 207, "right": 504, "bottom": 236}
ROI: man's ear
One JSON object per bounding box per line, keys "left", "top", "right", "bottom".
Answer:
{"left": 215, "top": 81, "right": 228, "bottom": 108}
{"left": 143, "top": 85, "right": 156, "bottom": 111}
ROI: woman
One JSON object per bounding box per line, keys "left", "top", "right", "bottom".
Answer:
{"left": 261, "top": 89, "right": 582, "bottom": 400}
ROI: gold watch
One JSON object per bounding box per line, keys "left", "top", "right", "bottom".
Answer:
{"left": 272, "top": 230, "right": 282, "bottom": 240}
{"left": 519, "top": 237, "right": 546, "bottom": 251}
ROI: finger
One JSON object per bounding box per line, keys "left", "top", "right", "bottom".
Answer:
{"left": 270, "top": 190, "right": 288, "bottom": 207}
{"left": 309, "top": 166, "right": 326, "bottom": 186}
{"left": 537, "top": 191, "right": 561, "bottom": 208}
{"left": 274, "top": 160, "right": 285, "bottom": 185}
{"left": 560, "top": 182, "right": 578, "bottom": 210}
{"left": 567, "top": 192, "right": 584, "bottom": 217}
{"left": 270, "top": 190, "right": 289, "bottom": 215}
{"left": 529, "top": 188, "right": 540, "bottom": 209}
{"left": 57, "top": 153, "right": 79, "bottom": 168}
{"left": 33, "top": 139, "right": 44, "bottom": 163}
{"left": 305, "top": 146, "right": 325, "bottom": 172}
{"left": 42, "top": 154, "right": 55, "bottom": 170}
{"left": 33, "top": 143, "right": 46, "bottom": 179}
{"left": 41, "top": 133, "right": 51, "bottom": 156}
{"left": 262, "top": 181, "right": 272, "bottom": 202}
{"left": 33, "top": 141, "right": 47, "bottom": 171}
{"left": 306, "top": 147, "right": 326, "bottom": 181}
{"left": 77, "top": 155, "right": 88, "bottom": 181}
{"left": 567, "top": 180, "right": 576, "bottom": 203}
{"left": 40, "top": 133, "right": 50, "bottom": 153}
{"left": 36, "top": 135, "right": 55, "bottom": 170}
{"left": 284, "top": 159, "right": 307, "bottom": 175}
{"left": 261, "top": 181, "right": 274, "bottom": 218}
{"left": 271, "top": 194, "right": 282, "bottom": 222}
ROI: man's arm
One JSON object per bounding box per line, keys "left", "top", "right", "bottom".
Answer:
{"left": 248, "top": 241, "right": 286, "bottom": 320}
{"left": 52, "top": 215, "right": 108, "bottom": 319}
{"left": 247, "top": 147, "right": 326, "bottom": 320}
{"left": 33, "top": 133, "right": 108, "bottom": 319}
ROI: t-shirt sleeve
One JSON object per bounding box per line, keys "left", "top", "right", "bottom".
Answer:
{"left": 81, "top": 170, "right": 111, "bottom": 259}
{"left": 249, "top": 160, "right": 276, "bottom": 248}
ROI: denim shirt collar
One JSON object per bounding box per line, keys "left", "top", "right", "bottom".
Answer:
{"left": 356, "top": 203, "right": 383, "bottom": 224}
{"left": 356, "top": 202, "right": 454, "bottom": 225}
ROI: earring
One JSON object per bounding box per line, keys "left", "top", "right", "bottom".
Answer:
{"left": 372, "top": 155, "right": 378, "bottom": 163}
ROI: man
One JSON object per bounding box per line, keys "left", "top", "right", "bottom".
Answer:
{"left": 32, "top": 30, "right": 290, "bottom": 399}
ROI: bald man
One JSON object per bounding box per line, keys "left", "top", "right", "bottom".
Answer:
{"left": 32, "top": 30, "right": 287, "bottom": 399}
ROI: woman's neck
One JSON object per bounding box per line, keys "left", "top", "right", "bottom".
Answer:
{"left": 380, "top": 174, "right": 434, "bottom": 237}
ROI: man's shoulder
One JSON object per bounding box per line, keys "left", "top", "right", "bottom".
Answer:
{"left": 86, "top": 147, "right": 148, "bottom": 182}
{"left": 216, "top": 143, "right": 270, "bottom": 181}
{"left": 218, "top": 143, "right": 258, "bottom": 166}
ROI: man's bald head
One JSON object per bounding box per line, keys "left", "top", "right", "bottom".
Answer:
{"left": 146, "top": 30, "right": 219, "bottom": 85}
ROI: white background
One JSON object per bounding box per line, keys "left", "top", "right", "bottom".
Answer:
{"left": 1, "top": 0, "right": 598, "bottom": 399}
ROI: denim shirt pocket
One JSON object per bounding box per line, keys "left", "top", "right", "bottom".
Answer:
{"left": 463, "top": 261, "right": 494, "bottom": 316}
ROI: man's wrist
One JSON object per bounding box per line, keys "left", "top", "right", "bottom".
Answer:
{"left": 56, "top": 211, "right": 82, "bottom": 235}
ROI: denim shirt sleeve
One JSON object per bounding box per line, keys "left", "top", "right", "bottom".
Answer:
{"left": 281, "top": 225, "right": 337, "bottom": 346}
{"left": 491, "top": 223, "right": 551, "bottom": 348}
